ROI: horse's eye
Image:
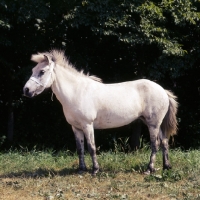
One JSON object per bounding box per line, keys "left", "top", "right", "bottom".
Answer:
{"left": 40, "top": 70, "right": 45, "bottom": 76}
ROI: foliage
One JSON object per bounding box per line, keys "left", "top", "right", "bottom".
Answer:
{"left": 113, "top": 137, "right": 131, "bottom": 153}
{"left": 64, "top": 0, "right": 200, "bottom": 79}
{"left": 0, "top": 135, "right": 6, "bottom": 146}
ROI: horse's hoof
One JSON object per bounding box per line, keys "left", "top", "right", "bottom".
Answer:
{"left": 92, "top": 167, "right": 99, "bottom": 176}
{"left": 144, "top": 167, "right": 159, "bottom": 175}
{"left": 163, "top": 165, "right": 172, "bottom": 170}
{"left": 144, "top": 169, "right": 151, "bottom": 175}
{"left": 78, "top": 168, "right": 87, "bottom": 174}
{"left": 78, "top": 170, "right": 86, "bottom": 174}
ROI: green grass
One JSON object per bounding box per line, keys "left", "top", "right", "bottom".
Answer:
{"left": 0, "top": 148, "right": 200, "bottom": 199}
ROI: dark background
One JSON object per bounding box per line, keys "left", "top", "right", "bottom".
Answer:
{"left": 0, "top": 0, "right": 200, "bottom": 151}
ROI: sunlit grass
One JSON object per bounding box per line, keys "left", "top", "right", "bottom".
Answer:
{"left": 0, "top": 148, "right": 200, "bottom": 199}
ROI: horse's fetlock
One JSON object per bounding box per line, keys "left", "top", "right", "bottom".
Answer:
{"left": 150, "top": 168, "right": 156, "bottom": 173}
{"left": 163, "top": 164, "right": 172, "bottom": 170}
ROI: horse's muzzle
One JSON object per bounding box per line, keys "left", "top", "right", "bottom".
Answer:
{"left": 23, "top": 87, "right": 35, "bottom": 98}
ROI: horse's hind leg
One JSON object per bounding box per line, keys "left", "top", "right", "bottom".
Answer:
{"left": 72, "top": 126, "right": 87, "bottom": 173}
{"left": 145, "top": 125, "right": 160, "bottom": 175}
{"left": 160, "top": 137, "right": 172, "bottom": 170}
{"left": 82, "top": 124, "right": 99, "bottom": 175}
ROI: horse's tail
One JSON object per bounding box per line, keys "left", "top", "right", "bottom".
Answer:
{"left": 161, "top": 90, "right": 178, "bottom": 138}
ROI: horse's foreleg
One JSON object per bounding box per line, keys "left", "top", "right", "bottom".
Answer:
{"left": 145, "top": 126, "right": 160, "bottom": 175}
{"left": 82, "top": 124, "right": 99, "bottom": 175}
{"left": 72, "top": 126, "right": 87, "bottom": 173}
{"left": 161, "top": 138, "right": 172, "bottom": 170}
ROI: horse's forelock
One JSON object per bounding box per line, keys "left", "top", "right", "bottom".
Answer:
{"left": 31, "top": 50, "right": 71, "bottom": 67}
{"left": 31, "top": 54, "right": 46, "bottom": 63}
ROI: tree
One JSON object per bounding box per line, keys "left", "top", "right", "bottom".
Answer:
{"left": 0, "top": 0, "right": 200, "bottom": 149}
{"left": 63, "top": 0, "right": 200, "bottom": 148}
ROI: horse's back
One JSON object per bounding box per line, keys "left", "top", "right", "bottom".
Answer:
{"left": 100, "top": 79, "right": 168, "bottom": 108}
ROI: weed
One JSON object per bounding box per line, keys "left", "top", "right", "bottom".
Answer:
{"left": 113, "top": 137, "right": 131, "bottom": 153}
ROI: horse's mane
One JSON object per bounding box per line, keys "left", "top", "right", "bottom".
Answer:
{"left": 31, "top": 49, "right": 102, "bottom": 83}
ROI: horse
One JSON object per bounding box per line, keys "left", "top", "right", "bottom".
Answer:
{"left": 23, "top": 50, "right": 178, "bottom": 175}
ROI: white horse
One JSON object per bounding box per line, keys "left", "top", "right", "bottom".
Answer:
{"left": 23, "top": 50, "right": 178, "bottom": 175}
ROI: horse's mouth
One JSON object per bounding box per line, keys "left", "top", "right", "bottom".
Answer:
{"left": 23, "top": 89, "right": 37, "bottom": 98}
{"left": 23, "top": 93, "right": 35, "bottom": 98}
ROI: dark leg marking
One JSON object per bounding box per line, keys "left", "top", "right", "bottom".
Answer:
{"left": 72, "top": 126, "right": 87, "bottom": 172}
{"left": 161, "top": 138, "right": 172, "bottom": 170}
{"left": 145, "top": 126, "right": 160, "bottom": 175}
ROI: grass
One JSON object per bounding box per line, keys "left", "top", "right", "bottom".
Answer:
{"left": 0, "top": 147, "right": 200, "bottom": 200}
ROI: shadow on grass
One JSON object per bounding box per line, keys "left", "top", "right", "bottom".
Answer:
{"left": 0, "top": 167, "right": 79, "bottom": 179}
{"left": 0, "top": 164, "right": 147, "bottom": 179}
{"left": 1, "top": 163, "right": 177, "bottom": 180}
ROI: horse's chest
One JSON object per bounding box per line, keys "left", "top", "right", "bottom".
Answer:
{"left": 63, "top": 107, "right": 78, "bottom": 121}
{"left": 62, "top": 106, "right": 93, "bottom": 129}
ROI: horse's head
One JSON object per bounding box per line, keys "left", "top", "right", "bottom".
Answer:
{"left": 23, "top": 54, "right": 54, "bottom": 98}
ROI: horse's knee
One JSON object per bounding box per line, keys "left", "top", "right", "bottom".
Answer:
{"left": 86, "top": 141, "right": 97, "bottom": 161}
{"left": 87, "top": 143, "right": 96, "bottom": 156}
{"left": 161, "top": 138, "right": 168, "bottom": 146}
{"left": 151, "top": 138, "right": 160, "bottom": 152}
{"left": 161, "top": 138, "right": 169, "bottom": 153}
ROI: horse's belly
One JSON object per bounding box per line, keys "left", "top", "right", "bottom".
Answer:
{"left": 93, "top": 112, "right": 137, "bottom": 129}
{"left": 93, "top": 94, "right": 142, "bottom": 129}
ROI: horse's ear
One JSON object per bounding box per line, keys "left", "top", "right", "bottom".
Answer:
{"left": 44, "top": 55, "right": 51, "bottom": 64}
{"left": 43, "top": 55, "right": 48, "bottom": 62}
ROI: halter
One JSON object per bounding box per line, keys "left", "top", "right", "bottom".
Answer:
{"left": 30, "top": 62, "right": 54, "bottom": 88}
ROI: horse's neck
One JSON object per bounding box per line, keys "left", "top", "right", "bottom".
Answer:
{"left": 52, "top": 66, "right": 81, "bottom": 104}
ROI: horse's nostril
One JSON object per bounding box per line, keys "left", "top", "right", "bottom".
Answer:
{"left": 24, "top": 87, "right": 29, "bottom": 94}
